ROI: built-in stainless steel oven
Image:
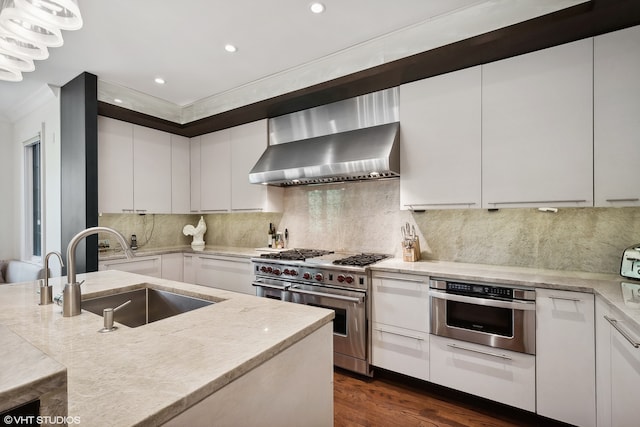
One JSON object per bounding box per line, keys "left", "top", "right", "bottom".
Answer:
{"left": 251, "top": 249, "right": 389, "bottom": 377}
{"left": 429, "top": 278, "right": 536, "bottom": 355}
{"left": 289, "top": 283, "right": 367, "bottom": 373}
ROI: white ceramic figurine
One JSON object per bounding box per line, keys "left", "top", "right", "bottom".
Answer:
{"left": 183, "top": 216, "right": 207, "bottom": 251}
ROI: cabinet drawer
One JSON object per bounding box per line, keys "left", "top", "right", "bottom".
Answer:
{"left": 372, "top": 273, "right": 429, "bottom": 331}
{"left": 430, "top": 335, "right": 535, "bottom": 412}
{"left": 372, "top": 323, "right": 429, "bottom": 381}
{"left": 196, "top": 255, "right": 253, "bottom": 294}
{"left": 99, "top": 256, "right": 162, "bottom": 278}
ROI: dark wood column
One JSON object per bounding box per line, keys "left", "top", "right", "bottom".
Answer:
{"left": 60, "top": 72, "right": 98, "bottom": 275}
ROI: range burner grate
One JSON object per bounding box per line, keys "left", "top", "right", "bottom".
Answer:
{"left": 259, "top": 248, "right": 334, "bottom": 261}
{"left": 333, "top": 253, "right": 390, "bottom": 267}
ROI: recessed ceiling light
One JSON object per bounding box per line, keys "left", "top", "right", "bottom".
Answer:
{"left": 224, "top": 44, "right": 237, "bottom": 53}
{"left": 114, "top": 98, "right": 123, "bottom": 104}
{"left": 154, "top": 77, "right": 165, "bottom": 84}
{"left": 310, "top": 2, "right": 325, "bottom": 14}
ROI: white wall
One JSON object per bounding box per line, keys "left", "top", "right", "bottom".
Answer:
{"left": 7, "top": 87, "right": 62, "bottom": 274}
{"left": 0, "top": 120, "right": 15, "bottom": 260}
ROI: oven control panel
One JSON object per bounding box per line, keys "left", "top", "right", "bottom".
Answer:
{"left": 252, "top": 261, "right": 368, "bottom": 290}
{"left": 431, "top": 279, "right": 535, "bottom": 301}
{"left": 447, "top": 282, "right": 513, "bottom": 299}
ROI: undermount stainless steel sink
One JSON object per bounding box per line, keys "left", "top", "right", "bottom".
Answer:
{"left": 82, "top": 287, "right": 214, "bottom": 328}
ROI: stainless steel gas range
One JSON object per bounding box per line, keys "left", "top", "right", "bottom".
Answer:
{"left": 251, "top": 249, "right": 389, "bottom": 376}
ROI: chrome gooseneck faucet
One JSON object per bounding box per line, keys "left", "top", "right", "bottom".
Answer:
{"left": 63, "top": 226, "right": 134, "bottom": 317}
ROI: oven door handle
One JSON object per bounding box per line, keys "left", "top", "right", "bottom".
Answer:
{"left": 252, "top": 281, "right": 289, "bottom": 291}
{"left": 288, "top": 286, "right": 364, "bottom": 303}
{"left": 429, "top": 289, "right": 535, "bottom": 310}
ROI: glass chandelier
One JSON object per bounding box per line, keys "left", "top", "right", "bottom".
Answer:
{"left": 0, "top": 0, "right": 82, "bottom": 82}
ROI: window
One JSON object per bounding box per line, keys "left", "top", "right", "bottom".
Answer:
{"left": 24, "top": 136, "right": 42, "bottom": 259}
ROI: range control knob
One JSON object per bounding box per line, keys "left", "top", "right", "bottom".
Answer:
{"left": 345, "top": 275, "right": 354, "bottom": 284}
{"left": 260, "top": 266, "right": 268, "bottom": 273}
{"left": 273, "top": 268, "right": 282, "bottom": 276}
{"left": 303, "top": 272, "right": 311, "bottom": 280}
{"left": 290, "top": 269, "right": 298, "bottom": 276}
{"left": 315, "top": 273, "right": 324, "bottom": 282}
{"left": 337, "top": 274, "right": 345, "bottom": 283}
{"left": 266, "top": 266, "right": 273, "bottom": 273}
{"left": 283, "top": 269, "right": 290, "bottom": 275}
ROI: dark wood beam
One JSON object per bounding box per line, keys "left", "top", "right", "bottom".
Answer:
{"left": 99, "top": 0, "right": 640, "bottom": 138}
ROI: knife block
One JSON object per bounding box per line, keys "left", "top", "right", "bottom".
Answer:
{"left": 402, "top": 238, "right": 421, "bottom": 262}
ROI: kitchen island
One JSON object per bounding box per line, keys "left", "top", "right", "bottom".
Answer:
{"left": 0, "top": 270, "right": 334, "bottom": 426}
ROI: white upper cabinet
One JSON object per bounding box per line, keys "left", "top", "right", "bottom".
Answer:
{"left": 171, "top": 134, "right": 191, "bottom": 214}
{"left": 400, "top": 66, "right": 481, "bottom": 210}
{"left": 98, "top": 116, "right": 134, "bottom": 213}
{"left": 98, "top": 117, "right": 177, "bottom": 214}
{"left": 482, "top": 39, "right": 594, "bottom": 208}
{"left": 200, "top": 128, "right": 232, "bottom": 212}
{"left": 230, "top": 119, "right": 283, "bottom": 212}
{"left": 190, "top": 136, "right": 201, "bottom": 212}
{"left": 192, "top": 120, "right": 282, "bottom": 213}
{"left": 594, "top": 25, "right": 640, "bottom": 207}
{"left": 132, "top": 125, "right": 172, "bottom": 214}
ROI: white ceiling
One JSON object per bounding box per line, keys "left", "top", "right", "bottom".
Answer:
{"left": 0, "top": 0, "right": 586, "bottom": 123}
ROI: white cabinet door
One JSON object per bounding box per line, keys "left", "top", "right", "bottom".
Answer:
{"left": 595, "top": 296, "right": 612, "bottom": 427}
{"left": 98, "top": 255, "right": 162, "bottom": 278}
{"left": 190, "top": 137, "right": 201, "bottom": 212}
{"left": 536, "top": 288, "right": 596, "bottom": 427}
{"left": 608, "top": 307, "right": 640, "bottom": 427}
{"left": 183, "top": 254, "right": 195, "bottom": 284}
{"left": 195, "top": 255, "right": 253, "bottom": 294}
{"left": 399, "top": 66, "right": 481, "bottom": 210}
{"left": 132, "top": 125, "right": 172, "bottom": 213}
{"left": 98, "top": 116, "right": 134, "bottom": 213}
{"left": 161, "top": 253, "right": 184, "bottom": 282}
{"left": 371, "top": 272, "right": 430, "bottom": 380}
{"left": 430, "top": 335, "right": 536, "bottom": 412}
{"left": 230, "top": 120, "right": 283, "bottom": 212}
{"left": 371, "top": 272, "right": 429, "bottom": 331}
{"left": 200, "top": 130, "right": 231, "bottom": 212}
{"left": 372, "top": 323, "right": 429, "bottom": 380}
{"left": 482, "top": 39, "right": 593, "bottom": 208}
{"left": 171, "top": 135, "right": 191, "bottom": 214}
{"left": 594, "top": 25, "right": 640, "bottom": 207}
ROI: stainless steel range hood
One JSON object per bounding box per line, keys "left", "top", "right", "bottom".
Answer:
{"left": 249, "top": 122, "right": 399, "bottom": 186}
{"left": 249, "top": 87, "right": 400, "bottom": 187}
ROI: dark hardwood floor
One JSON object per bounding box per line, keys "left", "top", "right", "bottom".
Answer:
{"left": 334, "top": 368, "right": 574, "bottom": 427}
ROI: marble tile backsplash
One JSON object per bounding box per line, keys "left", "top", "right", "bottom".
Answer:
{"left": 100, "top": 180, "right": 640, "bottom": 274}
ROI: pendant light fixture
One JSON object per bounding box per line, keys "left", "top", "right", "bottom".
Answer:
{"left": 0, "top": 0, "right": 82, "bottom": 82}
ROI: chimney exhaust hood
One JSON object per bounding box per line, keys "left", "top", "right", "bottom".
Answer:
{"left": 249, "top": 87, "right": 400, "bottom": 187}
{"left": 249, "top": 122, "right": 399, "bottom": 186}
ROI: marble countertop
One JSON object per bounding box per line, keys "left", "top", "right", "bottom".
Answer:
{"left": 373, "top": 258, "right": 640, "bottom": 327}
{"left": 98, "top": 245, "right": 276, "bottom": 261}
{"left": 101, "top": 245, "right": 640, "bottom": 328}
{"left": 0, "top": 271, "right": 334, "bottom": 425}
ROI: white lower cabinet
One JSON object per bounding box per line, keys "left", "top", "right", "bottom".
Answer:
{"left": 98, "top": 255, "right": 162, "bottom": 278}
{"left": 535, "top": 288, "right": 596, "bottom": 427}
{"left": 430, "top": 335, "right": 536, "bottom": 412}
{"left": 183, "top": 254, "right": 195, "bottom": 284}
{"left": 161, "top": 253, "right": 184, "bottom": 282}
{"left": 371, "top": 272, "right": 429, "bottom": 380}
{"left": 596, "top": 295, "right": 640, "bottom": 427}
{"left": 192, "top": 254, "right": 253, "bottom": 295}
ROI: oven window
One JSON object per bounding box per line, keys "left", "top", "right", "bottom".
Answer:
{"left": 446, "top": 300, "right": 513, "bottom": 337}
{"left": 309, "top": 303, "right": 347, "bottom": 336}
